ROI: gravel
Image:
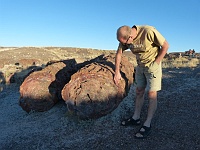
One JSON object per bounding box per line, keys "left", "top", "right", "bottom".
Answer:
{"left": 0, "top": 67, "right": 200, "bottom": 150}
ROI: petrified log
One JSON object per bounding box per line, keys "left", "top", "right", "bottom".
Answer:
{"left": 19, "top": 60, "right": 76, "bottom": 112}
{"left": 61, "top": 54, "right": 134, "bottom": 119}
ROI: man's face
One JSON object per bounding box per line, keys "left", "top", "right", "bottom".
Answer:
{"left": 119, "top": 36, "right": 132, "bottom": 45}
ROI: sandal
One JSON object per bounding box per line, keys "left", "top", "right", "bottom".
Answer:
{"left": 134, "top": 125, "right": 151, "bottom": 139}
{"left": 121, "top": 117, "right": 141, "bottom": 126}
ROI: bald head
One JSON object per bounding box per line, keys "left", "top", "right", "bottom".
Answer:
{"left": 116, "top": 25, "right": 131, "bottom": 41}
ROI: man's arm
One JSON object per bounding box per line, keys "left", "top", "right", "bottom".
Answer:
{"left": 155, "top": 40, "right": 169, "bottom": 64}
{"left": 114, "top": 48, "right": 123, "bottom": 85}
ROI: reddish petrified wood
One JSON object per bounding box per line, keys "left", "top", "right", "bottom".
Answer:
{"left": 19, "top": 60, "right": 76, "bottom": 112}
{"left": 62, "top": 54, "right": 134, "bottom": 119}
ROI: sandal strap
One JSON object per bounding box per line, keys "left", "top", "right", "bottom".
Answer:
{"left": 135, "top": 125, "right": 151, "bottom": 139}
{"left": 121, "top": 117, "right": 141, "bottom": 126}
{"left": 139, "top": 126, "right": 151, "bottom": 134}
{"left": 142, "top": 125, "right": 151, "bottom": 130}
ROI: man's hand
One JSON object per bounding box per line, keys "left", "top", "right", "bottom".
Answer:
{"left": 114, "top": 72, "right": 122, "bottom": 86}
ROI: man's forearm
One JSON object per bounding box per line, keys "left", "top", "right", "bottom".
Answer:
{"left": 115, "top": 50, "right": 122, "bottom": 73}
{"left": 155, "top": 40, "right": 169, "bottom": 64}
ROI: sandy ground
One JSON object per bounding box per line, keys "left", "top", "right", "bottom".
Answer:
{"left": 0, "top": 65, "right": 200, "bottom": 150}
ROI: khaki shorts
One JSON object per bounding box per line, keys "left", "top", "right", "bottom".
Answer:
{"left": 135, "top": 62, "right": 162, "bottom": 91}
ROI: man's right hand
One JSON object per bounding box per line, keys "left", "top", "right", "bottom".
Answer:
{"left": 114, "top": 72, "right": 122, "bottom": 86}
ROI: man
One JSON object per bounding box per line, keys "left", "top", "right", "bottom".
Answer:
{"left": 114, "top": 25, "right": 169, "bottom": 139}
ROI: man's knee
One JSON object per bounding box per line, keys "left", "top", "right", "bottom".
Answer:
{"left": 148, "top": 91, "right": 157, "bottom": 100}
{"left": 136, "top": 88, "right": 145, "bottom": 96}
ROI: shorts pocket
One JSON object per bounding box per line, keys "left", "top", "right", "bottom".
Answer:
{"left": 148, "top": 61, "right": 159, "bottom": 73}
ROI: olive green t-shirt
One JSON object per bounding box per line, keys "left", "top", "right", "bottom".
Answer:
{"left": 117, "top": 25, "right": 166, "bottom": 67}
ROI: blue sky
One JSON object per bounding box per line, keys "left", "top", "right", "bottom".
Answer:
{"left": 0, "top": 0, "right": 200, "bottom": 53}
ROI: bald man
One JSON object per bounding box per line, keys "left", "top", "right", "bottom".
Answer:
{"left": 114, "top": 25, "right": 169, "bottom": 139}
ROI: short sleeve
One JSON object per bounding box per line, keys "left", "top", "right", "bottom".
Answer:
{"left": 147, "top": 27, "right": 166, "bottom": 47}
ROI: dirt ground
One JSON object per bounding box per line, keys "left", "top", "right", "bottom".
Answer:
{"left": 0, "top": 48, "right": 200, "bottom": 150}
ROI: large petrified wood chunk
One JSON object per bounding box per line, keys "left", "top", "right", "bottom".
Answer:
{"left": 61, "top": 54, "right": 134, "bottom": 119}
{"left": 19, "top": 60, "right": 76, "bottom": 112}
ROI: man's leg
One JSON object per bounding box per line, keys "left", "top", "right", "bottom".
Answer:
{"left": 143, "top": 62, "right": 161, "bottom": 127}
{"left": 132, "top": 87, "right": 145, "bottom": 120}
{"left": 135, "top": 62, "right": 161, "bottom": 138}
{"left": 135, "top": 91, "right": 157, "bottom": 138}
{"left": 143, "top": 91, "right": 157, "bottom": 127}
{"left": 132, "top": 66, "right": 146, "bottom": 120}
{"left": 121, "top": 66, "right": 146, "bottom": 126}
